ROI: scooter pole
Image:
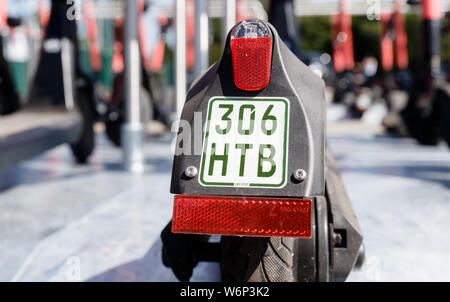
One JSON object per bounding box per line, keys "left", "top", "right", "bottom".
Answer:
{"left": 342, "top": 0, "right": 354, "bottom": 71}
{"left": 332, "top": 0, "right": 354, "bottom": 72}
{"left": 122, "top": 0, "right": 144, "bottom": 173}
{"left": 268, "top": 0, "right": 301, "bottom": 58}
{"left": 83, "top": 0, "right": 102, "bottom": 73}
{"left": 223, "top": 0, "right": 236, "bottom": 45}
{"left": 421, "top": 0, "right": 442, "bottom": 89}
{"left": 394, "top": 0, "right": 408, "bottom": 70}
{"left": 175, "top": 0, "right": 186, "bottom": 119}
{"left": 380, "top": 13, "right": 394, "bottom": 73}
{"left": 380, "top": 12, "right": 397, "bottom": 94}
{"left": 0, "top": 0, "right": 6, "bottom": 30}
{"left": 400, "top": 0, "right": 443, "bottom": 145}
{"left": 193, "top": 0, "right": 209, "bottom": 79}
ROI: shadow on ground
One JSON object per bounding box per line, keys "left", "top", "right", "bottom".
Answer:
{"left": 87, "top": 239, "right": 221, "bottom": 282}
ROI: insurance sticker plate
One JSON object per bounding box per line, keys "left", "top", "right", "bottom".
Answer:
{"left": 199, "top": 97, "right": 289, "bottom": 188}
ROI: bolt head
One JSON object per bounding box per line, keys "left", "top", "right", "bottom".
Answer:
{"left": 185, "top": 166, "right": 198, "bottom": 178}
{"left": 333, "top": 232, "right": 343, "bottom": 247}
{"left": 293, "top": 169, "right": 307, "bottom": 182}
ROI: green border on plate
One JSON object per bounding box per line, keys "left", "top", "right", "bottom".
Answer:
{"left": 199, "top": 97, "right": 289, "bottom": 188}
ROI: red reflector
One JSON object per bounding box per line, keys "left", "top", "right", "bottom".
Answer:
{"left": 172, "top": 195, "right": 311, "bottom": 238}
{"left": 231, "top": 36, "right": 272, "bottom": 91}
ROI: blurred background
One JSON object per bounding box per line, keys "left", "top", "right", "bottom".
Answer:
{"left": 0, "top": 0, "right": 449, "bottom": 282}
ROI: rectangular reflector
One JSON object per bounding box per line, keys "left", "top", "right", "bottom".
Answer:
{"left": 172, "top": 195, "right": 312, "bottom": 238}
{"left": 231, "top": 37, "right": 272, "bottom": 91}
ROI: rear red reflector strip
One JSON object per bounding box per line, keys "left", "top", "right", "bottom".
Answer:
{"left": 231, "top": 36, "right": 272, "bottom": 91}
{"left": 172, "top": 195, "right": 312, "bottom": 238}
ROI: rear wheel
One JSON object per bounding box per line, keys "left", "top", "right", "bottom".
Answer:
{"left": 71, "top": 116, "right": 94, "bottom": 163}
{"left": 71, "top": 85, "right": 95, "bottom": 163}
{"left": 105, "top": 87, "right": 153, "bottom": 147}
{"left": 220, "top": 236, "right": 306, "bottom": 282}
{"left": 220, "top": 196, "right": 330, "bottom": 282}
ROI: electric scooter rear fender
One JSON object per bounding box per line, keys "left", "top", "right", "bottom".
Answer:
{"left": 171, "top": 20, "right": 326, "bottom": 198}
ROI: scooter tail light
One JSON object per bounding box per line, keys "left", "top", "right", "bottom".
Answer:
{"left": 230, "top": 20, "right": 273, "bottom": 91}
{"left": 172, "top": 195, "right": 312, "bottom": 238}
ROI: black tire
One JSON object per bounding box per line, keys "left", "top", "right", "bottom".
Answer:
{"left": 104, "top": 87, "right": 153, "bottom": 147}
{"left": 105, "top": 114, "right": 121, "bottom": 147}
{"left": 220, "top": 236, "right": 307, "bottom": 282}
{"left": 70, "top": 87, "right": 95, "bottom": 163}
{"left": 0, "top": 36, "right": 21, "bottom": 115}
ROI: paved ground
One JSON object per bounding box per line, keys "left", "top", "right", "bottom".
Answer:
{"left": 0, "top": 123, "right": 449, "bottom": 282}
{"left": 328, "top": 123, "right": 450, "bottom": 281}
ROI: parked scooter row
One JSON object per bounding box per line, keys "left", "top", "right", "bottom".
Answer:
{"left": 386, "top": 0, "right": 450, "bottom": 147}
{"left": 0, "top": 0, "right": 95, "bottom": 171}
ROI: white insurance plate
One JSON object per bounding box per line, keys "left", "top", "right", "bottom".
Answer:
{"left": 199, "top": 97, "right": 289, "bottom": 188}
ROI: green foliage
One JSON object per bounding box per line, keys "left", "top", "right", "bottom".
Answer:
{"left": 296, "top": 13, "right": 449, "bottom": 72}
{"left": 441, "top": 16, "right": 449, "bottom": 68}
{"left": 210, "top": 19, "right": 223, "bottom": 64}
{"left": 298, "top": 15, "right": 382, "bottom": 61}
{"left": 298, "top": 16, "right": 332, "bottom": 54}
{"left": 196, "top": 2, "right": 450, "bottom": 73}
{"left": 404, "top": 14, "right": 420, "bottom": 70}
{"left": 260, "top": 0, "right": 270, "bottom": 11}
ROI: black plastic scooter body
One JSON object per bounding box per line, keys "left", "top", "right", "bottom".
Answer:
{"left": 0, "top": 35, "right": 20, "bottom": 115}
{"left": 171, "top": 21, "right": 325, "bottom": 198}
{"left": 165, "top": 20, "right": 363, "bottom": 282}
